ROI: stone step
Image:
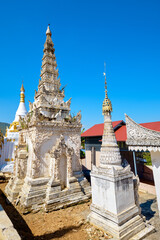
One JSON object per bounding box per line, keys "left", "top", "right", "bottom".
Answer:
{"left": 130, "top": 224, "right": 155, "bottom": 240}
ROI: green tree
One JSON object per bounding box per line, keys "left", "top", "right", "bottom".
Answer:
{"left": 143, "top": 152, "right": 152, "bottom": 166}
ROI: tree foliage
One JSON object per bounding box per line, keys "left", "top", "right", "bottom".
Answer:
{"left": 0, "top": 122, "right": 10, "bottom": 135}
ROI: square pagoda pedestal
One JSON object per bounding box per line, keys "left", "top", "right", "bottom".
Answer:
{"left": 88, "top": 167, "right": 154, "bottom": 240}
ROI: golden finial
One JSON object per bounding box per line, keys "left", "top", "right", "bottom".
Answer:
{"left": 20, "top": 82, "right": 25, "bottom": 103}
{"left": 102, "top": 62, "right": 112, "bottom": 114}
{"left": 20, "top": 81, "right": 25, "bottom": 92}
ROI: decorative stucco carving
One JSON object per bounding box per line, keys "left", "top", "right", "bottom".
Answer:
{"left": 99, "top": 113, "right": 122, "bottom": 167}
{"left": 92, "top": 163, "right": 131, "bottom": 177}
{"left": 49, "top": 135, "right": 74, "bottom": 180}
{"left": 5, "top": 26, "right": 91, "bottom": 212}
{"left": 28, "top": 101, "right": 33, "bottom": 112}
{"left": 125, "top": 114, "right": 160, "bottom": 152}
{"left": 75, "top": 111, "right": 81, "bottom": 124}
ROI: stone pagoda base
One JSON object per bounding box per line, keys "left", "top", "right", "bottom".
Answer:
{"left": 45, "top": 173, "right": 90, "bottom": 212}
{"left": 89, "top": 206, "right": 153, "bottom": 240}
{"left": 88, "top": 166, "right": 154, "bottom": 240}
{"left": 5, "top": 177, "right": 24, "bottom": 203}
{"left": 5, "top": 172, "right": 91, "bottom": 213}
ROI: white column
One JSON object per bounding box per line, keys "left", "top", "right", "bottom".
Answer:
{"left": 150, "top": 151, "right": 160, "bottom": 216}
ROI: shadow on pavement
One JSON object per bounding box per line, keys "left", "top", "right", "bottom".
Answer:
{"left": 34, "top": 225, "right": 82, "bottom": 240}
{"left": 140, "top": 198, "right": 156, "bottom": 220}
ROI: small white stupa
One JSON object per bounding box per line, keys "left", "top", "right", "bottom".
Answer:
{"left": 88, "top": 72, "right": 154, "bottom": 239}
{"left": 0, "top": 84, "right": 27, "bottom": 172}
{"left": 14, "top": 84, "right": 27, "bottom": 122}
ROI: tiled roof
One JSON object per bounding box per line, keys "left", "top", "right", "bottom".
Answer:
{"left": 115, "top": 125, "right": 127, "bottom": 141}
{"left": 82, "top": 120, "right": 160, "bottom": 142}
{"left": 140, "top": 122, "right": 160, "bottom": 132}
{"left": 81, "top": 120, "right": 124, "bottom": 137}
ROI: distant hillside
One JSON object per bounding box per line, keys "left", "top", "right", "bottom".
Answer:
{"left": 0, "top": 122, "right": 10, "bottom": 135}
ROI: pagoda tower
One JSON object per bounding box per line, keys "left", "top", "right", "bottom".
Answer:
{"left": 88, "top": 72, "right": 154, "bottom": 239}
{"left": 33, "top": 26, "right": 70, "bottom": 119}
{"left": 0, "top": 84, "right": 27, "bottom": 172}
{"left": 5, "top": 26, "right": 90, "bottom": 212}
{"left": 99, "top": 73, "right": 122, "bottom": 169}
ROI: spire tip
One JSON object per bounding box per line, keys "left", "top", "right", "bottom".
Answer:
{"left": 20, "top": 82, "right": 25, "bottom": 92}
{"left": 102, "top": 63, "right": 112, "bottom": 114}
{"left": 46, "top": 25, "right": 52, "bottom": 36}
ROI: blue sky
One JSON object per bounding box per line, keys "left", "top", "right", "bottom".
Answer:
{"left": 0, "top": 0, "right": 160, "bottom": 130}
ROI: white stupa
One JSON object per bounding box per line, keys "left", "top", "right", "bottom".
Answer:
{"left": 88, "top": 72, "right": 154, "bottom": 239}
{"left": 0, "top": 84, "right": 27, "bottom": 172}
{"left": 14, "top": 84, "right": 27, "bottom": 122}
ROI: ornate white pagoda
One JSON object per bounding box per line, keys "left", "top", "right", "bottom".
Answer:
{"left": 5, "top": 26, "right": 90, "bottom": 212}
{"left": 0, "top": 84, "right": 27, "bottom": 172}
{"left": 88, "top": 73, "right": 154, "bottom": 239}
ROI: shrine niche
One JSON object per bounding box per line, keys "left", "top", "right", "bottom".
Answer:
{"left": 126, "top": 114, "right": 160, "bottom": 216}
{"left": 5, "top": 26, "right": 91, "bottom": 213}
{"left": 46, "top": 135, "right": 74, "bottom": 189}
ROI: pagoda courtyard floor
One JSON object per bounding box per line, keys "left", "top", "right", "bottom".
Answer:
{"left": 139, "top": 190, "right": 159, "bottom": 240}
{"left": 0, "top": 181, "right": 159, "bottom": 240}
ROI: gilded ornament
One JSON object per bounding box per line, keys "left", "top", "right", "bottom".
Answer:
{"left": 102, "top": 74, "right": 112, "bottom": 114}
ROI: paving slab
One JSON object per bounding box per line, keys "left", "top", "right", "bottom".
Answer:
{"left": 139, "top": 191, "right": 160, "bottom": 240}
{"left": 0, "top": 204, "right": 21, "bottom": 240}
{"left": 139, "top": 182, "right": 156, "bottom": 195}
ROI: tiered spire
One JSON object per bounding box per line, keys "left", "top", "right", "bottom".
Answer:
{"left": 39, "top": 25, "right": 60, "bottom": 88}
{"left": 99, "top": 66, "right": 121, "bottom": 168}
{"left": 33, "top": 26, "right": 71, "bottom": 119}
{"left": 102, "top": 71, "right": 112, "bottom": 114}
{"left": 34, "top": 25, "right": 63, "bottom": 100}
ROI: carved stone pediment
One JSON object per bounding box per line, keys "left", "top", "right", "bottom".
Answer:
{"left": 125, "top": 114, "right": 160, "bottom": 151}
